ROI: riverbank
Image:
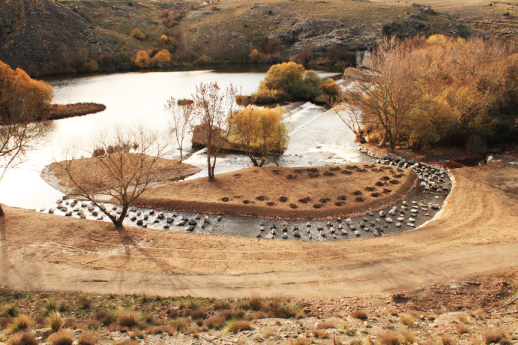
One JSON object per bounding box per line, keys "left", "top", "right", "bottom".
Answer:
{"left": 44, "top": 103, "right": 107, "bottom": 121}
{"left": 1, "top": 164, "right": 517, "bottom": 298}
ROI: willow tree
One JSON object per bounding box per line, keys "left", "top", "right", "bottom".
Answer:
{"left": 228, "top": 106, "right": 289, "bottom": 166}
{"left": 0, "top": 60, "right": 53, "bottom": 216}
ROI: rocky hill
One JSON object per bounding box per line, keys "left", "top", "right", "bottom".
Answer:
{"left": 0, "top": 0, "right": 495, "bottom": 76}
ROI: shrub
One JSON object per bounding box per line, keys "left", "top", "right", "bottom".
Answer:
{"left": 117, "top": 310, "right": 140, "bottom": 328}
{"left": 203, "top": 316, "right": 225, "bottom": 330}
{"left": 400, "top": 330, "right": 415, "bottom": 344}
{"left": 159, "top": 34, "right": 169, "bottom": 45}
{"left": 249, "top": 49, "right": 261, "bottom": 63}
{"left": 311, "top": 330, "right": 329, "bottom": 339}
{"left": 134, "top": 50, "right": 150, "bottom": 68}
{"left": 317, "top": 321, "right": 337, "bottom": 329}
{"left": 129, "top": 329, "right": 145, "bottom": 340}
{"left": 94, "top": 310, "right": 116, "bottom": 326}
{"left": 351, "top": 310, "right": 368, "bottom": 320}
{"left": 78, "top": 296, "right": 92, "bottom": 310}
{"left": 7, "top": 332, "right": 38, "bottom": 345}
{"left": 169, "top": 317, "right": 188, "bottom": 332}
{"left": 378, "top": 331, "right": 401, "bottom": 345}
{"left": 228, "top": 319, "right": 253, "bottom": 333}
{"left": 194, "top": 54, "right": 211, "bottom": 65}
{"left": 482, "top": 328, "right": 507, "bottom": 344}
{"left": 48, "top": 311, "right": 65, "bottom": 332}
{"left": 48, "top": 330, "right": 73, "bottom": 345}
{"left": 78, "top": 331, "right": 97, "bottom": 345}
{"left": 440, "top": 334, "right": 455, "bottom": 345}
{"left": 456, "top": 322, "right": 470, "bottom": 334}
{"left": 43, "top": 299, "right": 57, "bottom": 314}
{"left": 152, "top": 49, "right": 172, "bottom": 68}
{"left": 2, "top": 304, "right": 19, "bottom": 317}
{"left": 399, "top": 313, "right": 414, "bottom": 327}
{"left": 8, "top": 315, "right": 32, "bottom": 332}
{"left": 130, "top": 28, "right": 145, "bottom": 40}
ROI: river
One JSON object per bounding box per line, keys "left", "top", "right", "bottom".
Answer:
{"left": 0, "top": 66, "right": 373, "bottom": 210}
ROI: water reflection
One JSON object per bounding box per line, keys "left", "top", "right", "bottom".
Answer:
{"left": 0, "top": 66, "right": 364, "bottom": 210}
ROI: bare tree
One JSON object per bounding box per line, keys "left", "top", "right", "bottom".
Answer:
{"left": 333, "top": 96, "right": 366, "bottom": 144}
{"left": 164, "top": 98, "right": 194, "bottom": 162}
{"left": 51, "top": 125, "right": 170, "bottom": 228}
{"left": 342, "top": 36, "right": 422, "bottom": 149}
{"left": 191, "top": 82, "right": 239, "bottom": 180}
{"left": 0, "top": 61, "right": 53, "bottom": 216}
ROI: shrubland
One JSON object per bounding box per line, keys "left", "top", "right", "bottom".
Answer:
{"left": 341, "top": 35, "right": 518, "bottom": 150}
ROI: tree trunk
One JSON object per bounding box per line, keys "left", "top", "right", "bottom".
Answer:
{"left": 179, "top": 148, "right": 183, "bottom": 163}
{"left": 378, "top": 131, "right": 387, "bottom": 147}
{"left": 116, "top": 204, "right": 129, "bottom": 228}
{"left": 0, "top": 204, "right": 4, "bottom": 216}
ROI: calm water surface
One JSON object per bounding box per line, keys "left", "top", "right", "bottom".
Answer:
{"left": 0, "top": 66, "right": 369, "bottom": 210}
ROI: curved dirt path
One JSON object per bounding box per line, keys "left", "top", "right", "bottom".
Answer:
{"left": 1, "top": 165, "right": 517, "bottom": 297}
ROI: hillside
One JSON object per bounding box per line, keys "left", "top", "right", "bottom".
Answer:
{"left": 0, "top": 0, "right": 509, "bottom": 75}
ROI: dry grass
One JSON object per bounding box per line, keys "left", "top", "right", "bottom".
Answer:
{"left": 440, "top": 334, "right": 455, "bottom": 345}
{"left": 457, "top": 313, "right": 469, "bottom": 323}
{"left": 351, "top": 310, "right": 368, "bottom": 320}
{"left": 46, "top": 103, "right": 106, "bottom": 121}
{"left": 311, "top": 330, "right": 330, "bottom": 339}
{"left": 482, "top": 328, "right": 508, "bottom": 344}
{"left": 48, "top": 330, "right": 73, "bottom": 345}
{"left": 8, "top": 315, "right": 32, "bottom": 332}
{"left": 287, "top": 337, "right": 312, "bottom": 345}
{"left": 7, "top": 332, "right": 38, "bottom": 345}
{"left": 399, "top": 313, "right": 414, "bottom": 327}
{"left": 48, "top": 311, "right": 65, "bottom": 332}
{"left": 2, "top": 305, "right": 19, "bottom": 318}
{"left": 456, "top": 322, "right": 471, "bottom": 334}
{"left": 129, "top": 328, "right": 145, "bottom": 340}
{"left": 228, "top": 319, "right": 253, "bottom": 333}
{"left": 78, "top": 331, "right": 97, "bottom": 345}
{"left": 317, "top": 320, "right": 338, "bottom": 329}
{"left": 378, "top": 331, "right": 401, "bottom": 345}
{"left": 400, "top": 330, "right": 415, "bottom": 344}
{"left": 203, "top": 316, "right": 226, "bottom": 330}
{"left": 117, "top": 310, "right": 140, "bottom": 328}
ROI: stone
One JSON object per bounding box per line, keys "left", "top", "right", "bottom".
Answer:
{"left": 388, "top": 209, "right": 396, "bottom": 216}
{"left": 364, "top": 227, "right": 370, "bottom": 232}
{"left": 346, "top": 218, "right": 352, "bottom": 225}
{"left": 354, "top": 230, "right": 361, "bottom": 236}
{"left": 373, "top": 229, "right": 380, "bottom": 236}
{"left": 163, "top": 225, "right": 170, "bottom": 229}
{"left": 317, "top": 226, "right": 324, "bottom": 231}
{"left": 150, "top": 210, "right": 155, "bottom": 216}
{"left": 359, "top": 221, "right": 365, "bottom": 228}
{"left": 260, "top": 227, "right": 265, "bottom": 231}
{"left": 282, "top": 233, "right": 288, "bottom": 239}
{"left": 282, "top": 227, "right": 288, "bottom": 232}
{"left": 397, "top": 217, "right": 404, "bottom": 222}
{"left": 92, "top": 211, "right": 98, "bottom": 217}
{"left": 326, "top": 221, "right": 332, "bottom": 227}
{"left": 187, "top": 225, "right": 195, "bottom": 231}
{"left": 137, "top": 220, "right": 143, "bottom": 226}
{"left": 177, "top": 220, "right": 187, "bottom": 226}
{"left": 341, "top": 229, "right": 348, "bottom": 235}
{"left": 293, "top": 225, "right": 299, "bottom": 230}
{"left": 154, "top": 220, "right": 160, "bottom": 224}
{"left": 319, "top": 231, "right": 325, "bottom": 237}
{"left": 88, "top": 205, "right": 94, "bottom": 211}
{"left": 260, "top": 220, "right": 265, "bottom": 226}
{"left": 217, "top": 216, "right": 223, "bottom": 221}
{"left": 407, "top": 223, "right": 415, "bottom": 227}
{"left": 338, "top": 224, "right": 343, "bottom": 229}
{"left": 379, "top": 210, "right": 385, "bottom": 217}
{"left": 330, "top": 227, "right": 335, "bottom": 233}
{"left": 271, "top": 229, "right": 277, "bottom": 235}
{"left": 308, "top": 233, "right": 312, "bottom": 240}
{"left": 48, "top": 208, "right": 54, "bottom": 214}
{"left": 65, "top": 211, "right": 72, "bottom": 216}
{"left": 294, "top": 230, "right": 301, "bottom": 238}
{"left": 195, "top": 213, "right": 201, "bottom": 220}
{"left": 271, "top": 223, "right": 277, "bottom": 229}
{"left": 201, "top": 223, "right": 205, "bottom": 229}
{"left": 257, "top": 231, "right": 262, "bottom": 238}
{"left": 203, "top": 216, "right": 210, "bottom": 223}
{"left": 166, "top": 217, "right": 174, "bottom": 224}
{"left": 367, "top": 211, "right": 374, "bottom": 216}
{"left": 131, "top": 216, "right": 137, "bottom": 222}
{"left": 306, "top": 222, "right": 311, "bottom": 227}
{"left": 431, "top": 204, "right": 440, "bottom": 210}
{"left": 158, "top": 213, "right": 164, "bottom": 219}
{"left": 266, "top": 234, "right": 274, "bottom": 240}
{"left": 408, "top": 218, "right": 416, "bottom": 222}
{"left": 386, "top": 217, "right": 393, "bottom": 223}
{"left": 57, "top": 199, "right": 63, "bottom": 204}
{"left": 188, "top": 219, "right": 197, "bottom": 225}
{"left": 395, "top": 222, "right": 401, "bottom": 227}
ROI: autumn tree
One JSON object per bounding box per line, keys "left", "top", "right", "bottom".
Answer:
{"left": 228, "top": 106, "right": 289, "bottom": 166}
{"left": 130, "top": 28, "right": 146, "bottom": 40}
{"left": 52, "top": 125, "right": 170, "bottom": 228}
{"left": 0, "top": 61, "right": 53, "bottom": 216}
{"left": 134, "top": 50, "right": 150, "bottom": 68}
{"left": 165, "top": 97, "right": 194, "bottom": 162}
{"left": 152, "top": 49, "right": 172, "bottom": 68}
{"left": 191, "top": 82, "right": 239, "bottom": 180}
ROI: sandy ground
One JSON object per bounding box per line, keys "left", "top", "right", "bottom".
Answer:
{"left": 1, "top": 165, "right": 517, "bottom": 298}
{"left": 132, "top": 165, "right": 415, "bottom": 219}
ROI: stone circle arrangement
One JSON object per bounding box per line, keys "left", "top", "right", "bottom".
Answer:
{"left": 38, "top": 148, "right": 453, "bottom": 241}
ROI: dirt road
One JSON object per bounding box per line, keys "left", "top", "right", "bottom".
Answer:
{"left": 1, "top": 165, "right": 517, "bottom": 298}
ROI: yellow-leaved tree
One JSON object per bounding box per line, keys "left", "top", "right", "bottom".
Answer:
{"left": 152, "top": 49, "right": 172, "bottom": 68}
{"left": 228, "top": 106, "right": 289, "bottom": 166}
{"left": 134, "top": 50, "right": 150, "bottom": 68}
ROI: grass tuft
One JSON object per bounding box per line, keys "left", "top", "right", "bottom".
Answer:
{"left": 440, "top": 334, "right": 455, "bottom": 345}
{"left": 456, "top": 322, "right": 471, "bottom": 334}
{"left": 3, "top": 305, "right": 20, "bottom": 318}
{"left": 117, "top": 309, "right": 140, "bottom": 328}
{"left": 228, "top": 319, "right": 253, "bottom": 333}
{"left": 78, "top": 331, "right": 97, "bottom": 345}
{"left": 399, "top": 313, "right": 414, "bottom": 327}
{"left": 7, "top": 332, "right": 38, "bottom": 345}
{"left": 78, "top": 296, "right": 92, "bottom": 310}
{"left": 317, "top": 320, "right": 337, "bottom": 329}
{"left": 482, "top": 328, "right": 507, "bottom": 344}
{"left": 8, "top": 315, "right": 32, "bottom": 332}
{"left": 351, "top": 310, "right": 368, "bottom": 320}
{"left": 48, "top": 330, "right": 73, "bottom": 345}
{"left": 379, "top": 331, "right": 401, "bottom": 345}
{"left": 48, "top": 311, "right": 65, "bottom": 332}
{"left": 203, "top": 315, "right": 226, "bottom": 330}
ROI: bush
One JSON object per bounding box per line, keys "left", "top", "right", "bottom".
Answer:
{"left": 7, "top": 332, "right": 38, "bottom": 345}
{"left": 48, "top": 330, "right": 73, "bottom": 345}
{"left": 351, "top": 310, "right": 368, "bottom": 320}
{"left": 94, "top": 310, "right": 116, "bottom": 326}
{"left": 134, "top": 50, "right": 150, "bottom": 68}
{"left": 78, "top": 296, "right": 92, "bottom": 310}
{"left": 249, "top": 49, "right": 261, "bottom": 63}
{"left": 159, "top": 34, "right": 169, "bottom": 45}
{"left": 152, "top": 49, "right": 172, "bottom": 68}
{"left": 203, "top": 316, "right": 225, "bottom": 330}
{"left": 483, "top": 328, "right": 507, "bottom": 344}
{"left": 48, "top": 311, "right": 65, "bottom": 332}
{"left": 8, "top": 315, "right": 32, "bottom": 332}
{"left": 228, "top": 319, "right": 253, "bottom": 333}
{"left": 378, "top": 331, "right": 401, "bottom": 345}
{"left": 117, "top": 310, "right": 140, "bottom": 328}
{"left": 399, "top": 313, "right": 414, "bottom": 327}
{"left": 130, "top": 28, "right": 146, "bottom": 40}
{"left": 78, "top": 332, "right": 97, "bottom": 345}
{"left": 2, "top": 304, "right": 19, "bottom": 317}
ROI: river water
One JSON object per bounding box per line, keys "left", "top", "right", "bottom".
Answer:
{"left": 0, "top": 66, "right": 373, "bottom": 210}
